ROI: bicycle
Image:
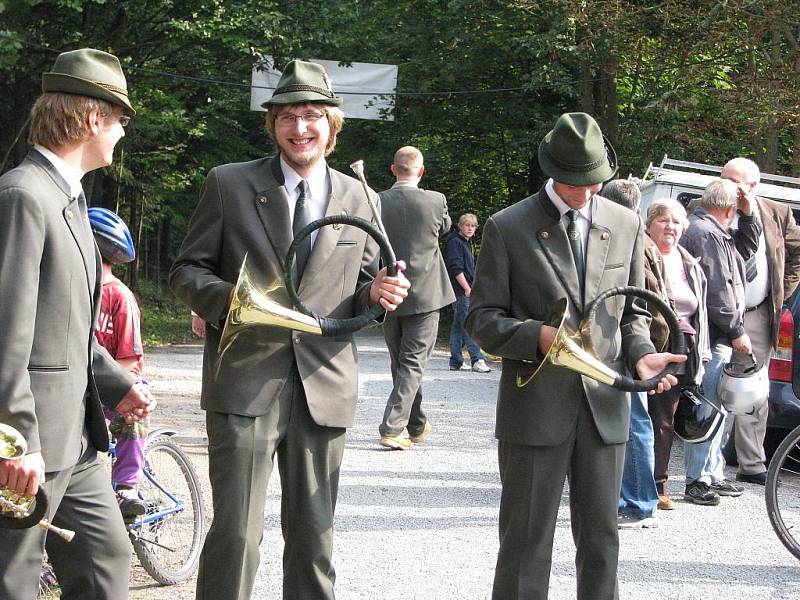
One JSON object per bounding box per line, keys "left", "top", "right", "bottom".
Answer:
{"left": 765, "top": 423, "right": 800, "bottom": 560}
{"left": 38, "top": 427, "right": 205, "bottom": 596}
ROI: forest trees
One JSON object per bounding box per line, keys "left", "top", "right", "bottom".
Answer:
{"left": 1, "top": 0, "right": 798, "bottom": 289}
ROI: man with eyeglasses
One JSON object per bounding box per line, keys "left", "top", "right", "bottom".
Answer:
{"left": 170, "top": 59, "right": 409, "bottom": 599}
{"left": 721, "top": 157, "right": 800, "bottom": 486}
{"left": 0, "top": 48, "right": 154, "bottom": 599}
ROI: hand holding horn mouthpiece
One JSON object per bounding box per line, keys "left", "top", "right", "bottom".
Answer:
{"left": 0, "top": 423, "right": 75, "bottom": 542}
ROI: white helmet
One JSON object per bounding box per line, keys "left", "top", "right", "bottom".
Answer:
{"left": 717, "top": 353, "right": 769, "bottom": 415}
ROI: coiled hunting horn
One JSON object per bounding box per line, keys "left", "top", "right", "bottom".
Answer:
{"left": 217, "top": 160, "right": 397, "bottom": 362}
{"left": 517, "top": 287, "right": 686, "bottom": 392}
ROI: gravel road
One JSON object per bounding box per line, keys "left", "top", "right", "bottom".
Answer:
{"left": 129, "top": 329, "right": 799, "bottom": 600}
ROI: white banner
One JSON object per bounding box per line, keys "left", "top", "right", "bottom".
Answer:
{"left": 251, "top": 57, "right": 398, "bottom": 121}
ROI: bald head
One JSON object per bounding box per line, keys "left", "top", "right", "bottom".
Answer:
{"left": 391, "top": 146, "right": 424, "bottom": 181}
{"left": 721, "top": 157, "right": 760, "bottom": 191}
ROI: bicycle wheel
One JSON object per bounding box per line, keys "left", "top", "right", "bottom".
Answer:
{"left": 766, "top": 424, "right": 800, "bottom": 560}
{"left": 131, "top": 435, "right": 205, "bottom": 584}
{"left": 37, "top": 556, "right": 59, "bottom": 598}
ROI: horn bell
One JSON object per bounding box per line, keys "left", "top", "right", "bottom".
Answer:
{"left": 516, "top": 298, "right": 619, "bottom": 388}
{"left": 0, "top": 423, "right": 26, "bottom": 459}
{"left": 218, "top": 258, "right": 322, "bottom": 365}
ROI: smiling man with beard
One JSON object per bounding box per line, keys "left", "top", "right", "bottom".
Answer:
{"left": 170, "top": 59, "right": 409, "bottom": 600}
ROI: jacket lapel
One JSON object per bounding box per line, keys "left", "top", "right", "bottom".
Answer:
{"left": 29, "top": 151, "right": 97, "bottom": 300}
{"left": 584, "top": 198, "right": 612, "bottom": 307}
{"left": 535, "top": 190, "right": 584, "bottom": 311}
{"left": 63, "top": 198, "right": 98, "bottom": 297}
{"left": 756, "top": 197, "right": 781, "bottom": 306}
{"left": 298, "top": 169, "right": 347, "bottom": 294}
{"left": 254, "top": 156, "right": 293, "bottom": 271}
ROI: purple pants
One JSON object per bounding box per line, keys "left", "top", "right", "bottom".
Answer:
{"left": 103, "top": 407, "right": 147, "bottom": 487}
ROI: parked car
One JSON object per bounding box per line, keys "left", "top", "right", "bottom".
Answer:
{"left": 635, "top": 156, "right": 800, "bottom": 461}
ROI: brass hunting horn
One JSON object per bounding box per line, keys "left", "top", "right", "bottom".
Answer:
{"left": 217, "top": 160, "right": 397, "bottom": 363}
{"left": 0, "top": 423, "right": 75, "bottom": 541}
{"left": 517, "top": 287, "right": 686, "bottom": 392}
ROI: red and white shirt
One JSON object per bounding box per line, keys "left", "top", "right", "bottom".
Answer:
{"left": 95, "top": 276, "right": 144, "bottom": 377}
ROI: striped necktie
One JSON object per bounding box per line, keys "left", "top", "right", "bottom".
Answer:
{"left": 745, "top": 254, "right": 757, "bottom": 283}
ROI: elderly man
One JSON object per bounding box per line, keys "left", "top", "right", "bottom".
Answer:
{"left": 377, "top": 146, "right": 455, "bottom": 450}
{"left": 0, "top": 48, "right": 154, "bottom": 599}
{"left": 679, "top": 178, "right": 761, "bottom": 504}
{"left": 170, "top": 60, "right": 409, "bottom": 599}
{"left": 721, "top": 158, "right": 800, "bottom": 485}
{"left": 466, "top": 113, "right": 684, "bottom": 600}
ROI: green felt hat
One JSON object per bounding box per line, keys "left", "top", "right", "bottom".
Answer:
{"left": 262, "top": 60, "right": 342, "bottom": 109}
{"left": 538, "top": 112, "right": 617, "bottom": 186}
{"left": 42, "top": 48, "right": 135, "bottom": 115}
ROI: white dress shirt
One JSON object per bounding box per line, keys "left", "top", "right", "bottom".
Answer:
{"left": 545, "top": 178, "right": 592, "bottom": 258}
{"left": 35, "top": 144, "right": 84, "bottom": 198}
{"left": 731, "top": 202, "right": 769, "bottom": 308}
{"left": 281, "top": 156, "right": 330, "bottom": 248}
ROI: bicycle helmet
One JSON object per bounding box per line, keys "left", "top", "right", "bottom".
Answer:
{"left": 717, "top": 354, "right": 769, "bottom": 415}
{"left": 88, "top": 207, "right": 135, "bottom": 264}
{"left": 674, "top": 385, "right": 726, "bottom": 443}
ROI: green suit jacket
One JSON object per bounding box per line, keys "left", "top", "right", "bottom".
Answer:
{"left": 170, "top": 155, "right": 380, "bottom": 427}
{"left": 466, "top": 188, "right": 655, "bottom": 446}
{"left": 379, "top": 184, "right": 455, "bottom": 316}
{"left": 0, "top": 150, "right": 135, "bottom": 471}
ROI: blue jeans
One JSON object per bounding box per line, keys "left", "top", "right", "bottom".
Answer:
{"left": 684, "top": 345, "right": 729, "bottom": 484}
{"left": 619, "top": 391, "right": 658, "bottom": 518}
{"left": 449, "top": 295, "right": 485, "bottom": 368}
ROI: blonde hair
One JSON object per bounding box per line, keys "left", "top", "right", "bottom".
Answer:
{"left": 28, "top": 92, "right": 116, "bottom": 148}
{"left": 459, "top": 213, "right": 478, "bottom": 227}
{"left": 265, "top": 103, "right": 345, "bottom": 156}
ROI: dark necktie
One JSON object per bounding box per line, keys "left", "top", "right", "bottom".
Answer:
{"left": 745, "top": 254, "right": 757, "bottom": 283}
{"left": 293, "top": 180, "right": 313, "bottom": 277}
{"left": 567, "top": 209, "right": 585, "bottom": 298}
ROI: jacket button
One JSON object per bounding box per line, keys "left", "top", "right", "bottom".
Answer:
{"left": 540, "top": 231, "right": 549, "bottom": 239}
{"left": 258, "top": 195, "right": 267, "bottom": 204}
{"left": 601, "top": 232, "right": 609, "bottom": 240}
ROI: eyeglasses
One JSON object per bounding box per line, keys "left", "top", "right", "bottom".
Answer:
{"left": 118, "top": 115, "right": 132, "bottom": 128}
{"left": 276, "top": 111, "right": 326, "bottom": 127}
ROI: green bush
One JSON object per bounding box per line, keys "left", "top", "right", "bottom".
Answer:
{"left": 137, "top": 281, "right": 197, "bottom": 347}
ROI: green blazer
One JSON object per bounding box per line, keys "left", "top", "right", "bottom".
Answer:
{"left": 466, "top": 188, "right": 655, "bottom": 446}
{"left": 379, "top": 185, "right": 455, "bottom": 316}
{"left": 170, "top": 155, "right": 380, "bottom": 427}
{"left": 0, "top": 150, "right": 135, "bottom": 471}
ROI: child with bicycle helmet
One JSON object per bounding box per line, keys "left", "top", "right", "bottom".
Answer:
{"left": 89, "top": 207, "right": 149, "bottom": 517}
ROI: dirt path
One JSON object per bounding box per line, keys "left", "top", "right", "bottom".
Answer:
{"left": 130, "top": 344, "right": 207, "bottom": 600}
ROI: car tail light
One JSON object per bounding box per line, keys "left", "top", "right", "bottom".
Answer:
{"left": 768, "top": 308, "right": 794, "bottom": 382}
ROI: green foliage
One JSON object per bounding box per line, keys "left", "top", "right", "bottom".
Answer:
{"left": 137, "top": 281, "right": 197, "bottom": 346}
{"left": 2, "top": 0, "right": 800, "bottom": 330}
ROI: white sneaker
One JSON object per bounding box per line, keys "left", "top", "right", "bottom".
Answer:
{"left": 472, "top": 359, "right": 491, "bottom": 373}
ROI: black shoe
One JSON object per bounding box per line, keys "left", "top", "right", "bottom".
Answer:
{"left": 709, "top": 479, "right": 744, "bottom": 497}
{"left": 736, "top": 471, "right": 768, "bottom": 485}
{"left": 684, "top": 480, "right": 720, "bottom": 506}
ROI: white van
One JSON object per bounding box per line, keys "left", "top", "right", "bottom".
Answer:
{"left": 636, "top": 156, "right": 800, "bottom": 218}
